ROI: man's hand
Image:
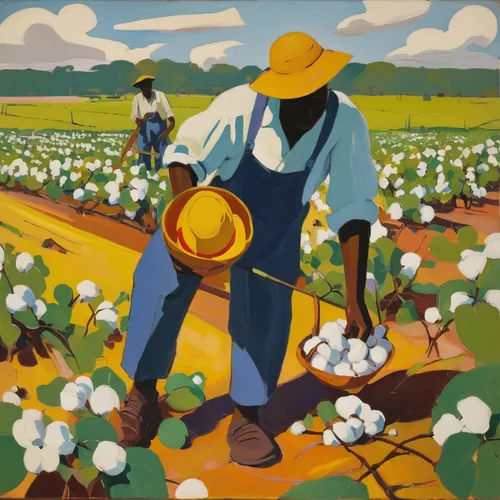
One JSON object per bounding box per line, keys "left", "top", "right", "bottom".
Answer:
{"left": 339, "top": 220, "right": 373, "bottom": 342}
{"left": 345, "top": 299, "right": 373, "bottom": 342}
{"left": 158, "top": 130, "right": 169, "bottom": 141}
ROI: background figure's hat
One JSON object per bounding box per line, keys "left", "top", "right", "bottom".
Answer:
{"left": 250, "top": 32, "right": 352, "bottom": 99}
{"left": 162, "top": 187, "right": 253, "bottom": 276}
{"left": 132, "top": 75, "right": 156, "bottom": 87}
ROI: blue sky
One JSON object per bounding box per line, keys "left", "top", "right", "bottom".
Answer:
{"left": 0, "top": 0, "right": 499, "bottom": 69}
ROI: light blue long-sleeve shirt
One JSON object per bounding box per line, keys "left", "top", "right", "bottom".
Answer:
{"left": 163, "top": 84, "right": 378, "bottom": 233}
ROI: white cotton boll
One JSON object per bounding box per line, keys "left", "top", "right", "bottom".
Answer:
{"left": 89, "top": 385, "right": 120, "bottom": 416}
{"left": 472, "top": 144, "right": 484, "bottom": 154}
{"left": 334, "top": 363, "right": 355, "bottom": 377}
{"left": 303, "top": 336, "right": 322, "bottom": 355}
{"left": 104, "top": 181, "right": 119, "bottom": 195}
{"left": 436, "top": 165, "right": 443, "bottom": 173}
{"left": 33, "top": 300, "right": 47, "bottom": 320}
{"left": 2, "top": 391, "right": 21, "bottom": 406}
{"left": 387, "top": 203, "right": 403, "bottom": 221}
{"left": 366, "top": 335, "right": 377, "bottom": 348}
{"left": 486, "top": 139, "right": 495, "bottom": 147}
{"left": 488, "top": 155, "right": 498, "bottom": 166}
{"left": 317, "top": 343, "right": 331, "bottom": 360}
{"left": 487, "top": 146, "right": 498, "bottom": 155}
{"left": 329, "top": 349, "right": 342, "bottom": 366}
{"left": 424, "top": 307, "right": 442, "bottom": 324}
{"left": 70, "top": 172, "right": 81, "bottom": 182}
{"left": 401, "top": 252, "right": 422, "bottom": 278}
{"left": 75, "top": 376, "right": 94, "bottom": 399}
{"left": 59, "top": 176, "right": 68, "bottom": 187}
{"left": 73, "top": 188, "right": 85, "bottom": 201}
{"left": 323, "top": 429, "right": 340, "bottom": 446}
{"left": 175, "top": 479, "right": 209, "bottom": 500}
{"left": 369, "top": 346, "right": 388, "bottom": 368}
{"left": 449, "top": 291, "right": 474, "bottom": 313}
{"left": 382, "top": 164, "right": 397, "bottom": 177}
{"left": 433, "top": 413, "right": 464, "bottom": 446}
{"left": 24, "top": 446, "right": 43, "bottom": 474}
{"left": 125, "top": 210, "right": 137, "bottom": 220}
{"left": 92, "top": 441, "right": 127, "bottom": 476}
{"left": 352, "top": 360, "right": 373, "bottom": 376}
{"left": 150, "top": 197, "right": 159, "bottom": 206}
{"left": 44, "top": 421, "right": 75, "bottom": 455}
{"left": 395, "top": 189, "right": 405, "bottom": 198}
{"left": 379, "top": 177, "right": 389, "bottom": 189}
{"left": 336, "top": 318, "right": 347, "bottom": 331}
{"left": 332, "top": 421, "right": 356, "bottom": 444}
{"left": 130, "top": 165, "right": 140, "bottom": 176}
{"left": 378, "top": 338, "right": 393, "bottom": 353}
{"left": 370, "top": 220, "right": 388, "bottom": 244}
{"left": 13, "top": 418, "right": 45, "bottom": 448}
{"left": 366, "top": 272, "right": 377, "bottom": 295}
{"left": 22, "top": 409, "right": 43, "bottom": 422}
{"left": 347, "top": 338, "right": 369, "bottom": 363}
{"left": 484, "top": 290, "right": 500, "bottom": 312}
{"left": 105, "top": 159, "right": 112, "bottom": 167}
{"left": 364, "top": 410, "right": 385, "bottom": 436}
{"left": 394, "top": 177, "right": 404, "bottom": 189}
{"left": 388, "top": 429, "right": 398, "bottom": 437}
{"left": 316, "top": 229, "right": 330, "bottom": 245}
{"left": 453, "top": 158, "right": 463, "bottom": 168}
{"left": 457, "top": 396, "right": 492, "bottom": 434}
{"left": 76, "top": 280, "right": 100, "bottom": 302}
{"left": 310, "top": 353, "right": 329, "bottom": 371}
{"left": 108, "top": 192, "right": 120, "bottom": 205}
{"left": 41, "top": 446, "right": 61, "bottom": 472}
{"left": 483, "top": 233, "right": 500, "bottom": 259}
{"left": 290, "top": 421, "right": 307, "bottom": 436}
{"left": 373, "top": 324, "right": 387, "bottom": 340}
{"left": 319, "top": 323, "right": 348, "bottom": 352}
{"left": 358, "top": 403, "right": 372, "bottom": 422}
{"left": 458, "top": 250, "right": 487, "bottom": 281}
{"left": 410, "top": 185, "right": 426, "bottom": 199}
{"left": 346, "top": 418, "right": 365, "bottom": 441}
{"left": 335, "top": 395, "right": 362, "bottom": 420}
{"left": 420, "top": 205, "right": 435, "bottom": 223}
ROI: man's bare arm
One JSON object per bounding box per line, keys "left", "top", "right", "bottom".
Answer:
{"left": 169, "top": 162, "right": 197, "bottom": 196}
{"left": 339, "top": 219, "right": 373, "bottom": 341}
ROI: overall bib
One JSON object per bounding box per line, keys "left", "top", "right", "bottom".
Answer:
{"left": 122, "top": 92, "right": 339, "bottom": 406}
{"left": 137, "top": 111, "right": 170, "bottom": 171}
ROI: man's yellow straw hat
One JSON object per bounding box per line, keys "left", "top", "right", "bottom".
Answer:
{"left": 250, "top": 32, "right": 352, "bottom": 99}
{"left": 132, "top": 75, "right": 155, "bottom": 87}
{"left": 162, "top": 187, "right": 253, "bottom": 276}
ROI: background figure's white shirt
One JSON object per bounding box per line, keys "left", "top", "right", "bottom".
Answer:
{"left": 131, "top": 90, "right": 174, "bottom": 122}
{"left": 164, "top": 84, "right": 378, "bottom": 233}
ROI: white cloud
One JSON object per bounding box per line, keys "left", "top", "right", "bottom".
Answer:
{"left": 114, "top": 8, "right": 244, "bottom": 33}
{"left": 190, "top": 40, "right": 243, "bottom": 70}
{"left": 0, "top": 3, "right": 164, "bottom": 70}
{"left": 387, "top": 5, "right": 499, "bottom": 69}
{"left": 336, "top": 0, "right": 430, "bottom": 36}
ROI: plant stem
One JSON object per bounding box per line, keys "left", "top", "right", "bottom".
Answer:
{"left": 84, "top": 305, "right": 96, "bottom": 337}
{"left": 373, "top": 436, "right": 436, "bottom": 465}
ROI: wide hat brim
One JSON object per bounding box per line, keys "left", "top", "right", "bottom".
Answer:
{"left": 132, "top": 75, "right": 155, "bottom": 88}
{"left": 250, "top": 49, "right": 352, "bottom": 99}
{"left": 162, "top": 187, "right": 253, "bottom": 275}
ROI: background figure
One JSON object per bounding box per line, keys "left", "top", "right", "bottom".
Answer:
{"left": 131, "top": 75, "right": 175, "bottom": 170}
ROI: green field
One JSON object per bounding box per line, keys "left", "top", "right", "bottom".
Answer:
{"left": 0, "top": 94, "right": 499, "bottom": 134}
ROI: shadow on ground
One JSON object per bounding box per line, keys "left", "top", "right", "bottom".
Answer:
{"left": 175, "top": 369, "right": 459, "bottom": 443}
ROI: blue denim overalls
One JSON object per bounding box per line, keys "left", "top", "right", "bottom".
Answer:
{"left": 137, "top": 111, "right": 170, "bottom": 171}
{"left": 122, "top": 92, "right": 339, "bottom": 406}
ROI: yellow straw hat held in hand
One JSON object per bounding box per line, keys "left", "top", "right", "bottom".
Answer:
{"left": 132, "top": 75, "right": 155, "bottom": 88}
{"left": 162, "top": 187, "right": 253, "bottom": 276}
{"left": 250, "top": 32, "right": 352, "bottom": 99}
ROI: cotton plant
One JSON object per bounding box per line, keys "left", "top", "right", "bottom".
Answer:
{"left": 175, "top": 478, "right": 209, "bottom": 499}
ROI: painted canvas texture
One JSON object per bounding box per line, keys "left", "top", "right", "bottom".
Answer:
{"left": 0, "top": 1, "right": 499, "bottom": 499}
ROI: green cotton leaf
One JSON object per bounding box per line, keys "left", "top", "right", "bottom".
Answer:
{"left": 68, "top": 330, "right": 107, "bottom": 375}
{"left": 0, "top": 436, "right": 27, "bottom": 495}
{"left": 420, "top": 260, "right": 437, "bottom": 269}
{"left": 190, "top": 371, "right": 206, "bottom": 391}
{"left": 396, "top": 300, "right": 419, "bottom": 325}
{"left": 435, "top": 433, "right": 481, "bottom": 499}
{"left": 57, "top": 462, "right": 74, "bottom": 482}
{"left": 46, "top": 183, "right": 63, "bottom": 201}
{"left": 91, "top": 367, "right": 127, "bottom": 402}
{"left": 166, "top": 386, "right": 205, "bottom": 412}
{"left": 73, "top": 417, "right": 118, "bottom": 451}
{"left": 90, "top": 293, "right": 105, "bottom": 310}
{"left": 102, "top": 447, "right": 168, "bottom": 499}
{"left": 472, "top": 440, "right": 500, "bottom": 499}
{"left": 316, "top": 401, "right": 338, "bottom": 426}
{"left": 0, "top": 321, "right": 21, "bottom": 349}
{"left": 457, "top": 226, "right": 478, "bottom": 250}
{"left": 14, "top": 309, "right": 38, "bottom": 329}
{"left": 37, "top": 377, "right": 67, "bottom": 406}
{"left": 158, "top": 417, "right": 188, "bottom": 449}
{"left": 455, "top": 302, "right": 500, "bottom": 364}
{"left": 303, "top": 414, "right": 314, "bottom": 429}
{"left": 478, "top": 259, "right": 500, "bottom": 295}
{"left": 389, "top": 247, "right": 404, "bottom": 277}
{"left": 314, "top": 243, "right": 333, "bottom": 263}
{"left": 40, "top": 304, "right": 72, "bottom": 328}
{"left": 54, "top": 284, "right": 73, "bottom": 307}
{"left": 405, "top": 362, "right": 427, "bottom": 377}
{"left": 41, "top": 330, "right": 67, "bottom": 352}
{"left": 165, "top": 373, "right": 195, "bottom": 394}
{"left": 429, "top": 235, "right": 462, "bottom": 263}
{"left": 33, "top": 255, "right": 50, "bottom": 277}
{"left": 411, "top": 282, "right": 439, "bottom": 295}
{"left": 120, "top": 316, "right": 129, "bottom": 333}
{"left": 426, "top": 224, "right": 447, "bottom": 234}
{"left": 432, "top": 364, "right": 500, "bottom": 427}
{"left": 280, "top": 475, "right": 369, "bottom": 500}
{"left": 0, "top": 221, "right": 21, "bottom": 236}
{"left": 75, "top": 444, "right": 94, "bottom": 468}
{"left": 437, "top": 279, "right": 475, "bottom": 322}
{"left": 0, "top": 403, "right": 22, "bottom": 436}
{"left": 326, "top": 241, "right": 343, "bottom": 267}
{"left": 113, "top": 291, "right": 129, "bottom": 307}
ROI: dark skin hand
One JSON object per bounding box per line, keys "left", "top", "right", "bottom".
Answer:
{"left": 169, "top": 84, "right": 373, "bottom": 340}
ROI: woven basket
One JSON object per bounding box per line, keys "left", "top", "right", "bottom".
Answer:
{"left": 296, "top": 294, "right": 395, "bottom": 393}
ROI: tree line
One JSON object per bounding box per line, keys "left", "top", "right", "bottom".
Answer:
{"left": 0, "top": 59, "right": 497, "bottom": 97}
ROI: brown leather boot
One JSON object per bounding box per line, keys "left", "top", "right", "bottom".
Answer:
{"left": 119, "top": 386, "right": 162, "bottom": 448}
{"left": 226, "top": 408, "right": 281, "bottom": 468}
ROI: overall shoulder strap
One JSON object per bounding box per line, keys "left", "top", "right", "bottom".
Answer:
{"left": 305, "top": 91, "right": 340, "bottom": 170}
{"left": 246, "top": 93, "right": 268, "bottom": 152}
